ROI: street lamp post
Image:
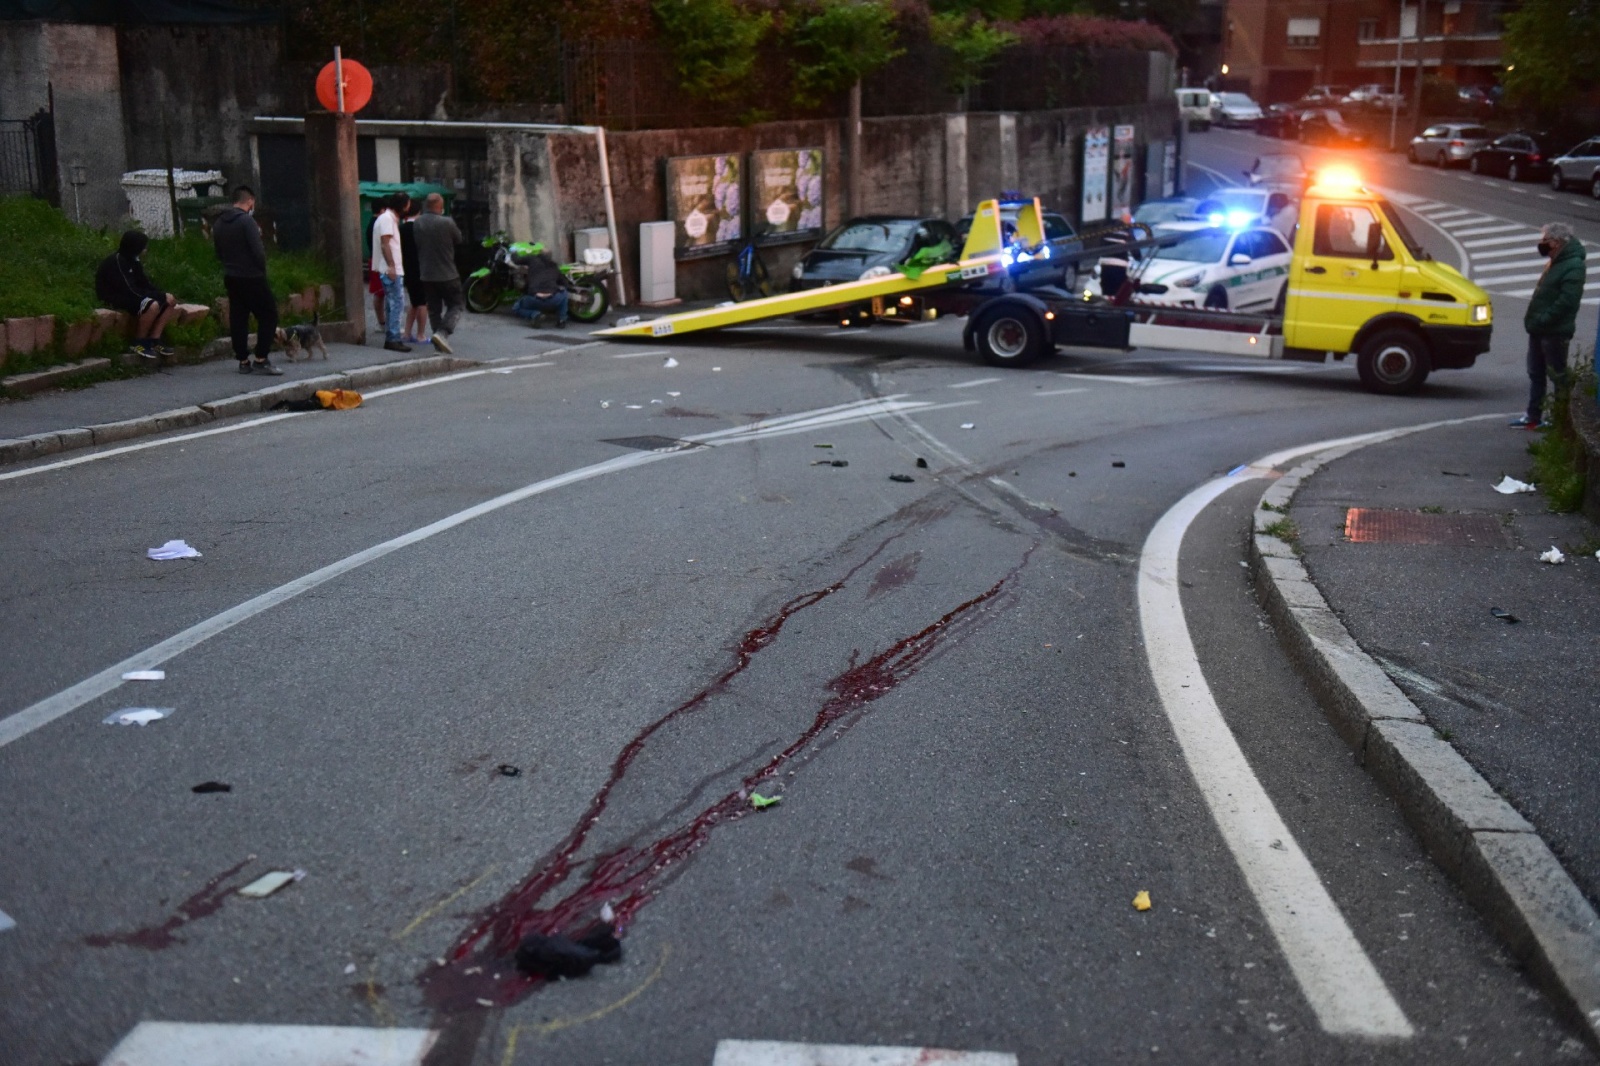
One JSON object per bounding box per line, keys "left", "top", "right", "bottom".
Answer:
{"left": 1389, "top": 2, "right": 1404, "bottom": 150}
{"left": 1409, "top": 0, "right": 1427, "bottom": 138}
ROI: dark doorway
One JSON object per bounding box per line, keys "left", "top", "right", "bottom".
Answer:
{"left": 257, "top": 133, "right": 310, "bottom": 251}
{"left": 402, "top": 137, "right": 492, "bottom": 275}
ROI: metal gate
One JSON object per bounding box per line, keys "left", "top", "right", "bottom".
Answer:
{"left": 0, "top": 110, "right": 58, "bottom": 203}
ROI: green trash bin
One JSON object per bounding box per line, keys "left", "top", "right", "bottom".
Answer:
{"left": 176, "top": 195, "right": 230, "bottom": 237}
{"left": 358, "top": 182, "right": 454, "bottom": 261}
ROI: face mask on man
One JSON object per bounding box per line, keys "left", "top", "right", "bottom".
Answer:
{"left": 1537, "top": 240, "right": 1553, "bottom": 258}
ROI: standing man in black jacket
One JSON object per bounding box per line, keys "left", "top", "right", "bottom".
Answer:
{"left": 212, "top": 185, "right": 283, "bottom": 376}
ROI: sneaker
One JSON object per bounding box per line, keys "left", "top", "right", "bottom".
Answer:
{"left": 237, "top": 360, "right": 254, "bottom": 374}
{"left": 156, "top": 343, "right": 175, "bottom": 358}
{"left": 384, "top": 340, "right": 413, "bottom": 353}
{"left": 132, "top": 342, "right": 159, "bottom": 362}
{"left": 1508, "top": 415, "right": 1539, "bottom": 428}
{"left": 431, "top": 333, "right": 453, "bottom": 354}
{"left": 556, "top": 319, "right": 568, "bottom": 329}
{"left": 252, "top": 359, "right": 285, "bottom": 376}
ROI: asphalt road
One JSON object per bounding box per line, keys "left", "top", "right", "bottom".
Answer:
{"left": 3, "top": 144, "right": 1598, "bottom": 1065}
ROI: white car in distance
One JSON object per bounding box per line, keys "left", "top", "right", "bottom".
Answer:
{"left": 1211, "top": 92, "right": 1265, "bottom": 128}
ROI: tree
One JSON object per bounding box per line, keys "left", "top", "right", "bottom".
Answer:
{"left": 1502, "top": 0, "right": 1600, "bottom": 113}
{"left": 928, "top": 12, "right": 1020, "bottom": 102}
{"left": 789, "top": 0, "right": 906, "bottom": 107}
{"left": 654, "top": 0, "right": 773, "bottom": 102}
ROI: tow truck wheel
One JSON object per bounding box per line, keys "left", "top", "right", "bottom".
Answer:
{"left": 974, "top": 306, "right": 1047, "bottom": 367}
{"left": 1357, "top": 329, "right": 1431, "bottom": 395}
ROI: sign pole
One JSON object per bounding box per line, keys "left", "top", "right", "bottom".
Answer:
{"left": 334, "top": 46, "right": 346, "bottom": 113}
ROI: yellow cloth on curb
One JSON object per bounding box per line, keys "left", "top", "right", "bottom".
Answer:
{"left": 315, "top": 389, "right": 362, "bottom": 410}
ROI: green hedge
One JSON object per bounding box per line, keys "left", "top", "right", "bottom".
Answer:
{"left": 0, "top": 196, "right": 336, "bottom": 354}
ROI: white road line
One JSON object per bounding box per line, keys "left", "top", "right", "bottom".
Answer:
{"left": 1139, "top": 473, "right": 1413, "bottom": 1038}
{"left": 1139, "top": 412, "right": 1509, "bottom": 1036}
{"left": 1471, "top": 259, "right": 1547, "bottom": 274}
{"left": 1033, "top": 387, "right": 1090, "bottom": 396}
{"left": 1059, "top": 372, "right": 1172, "bottom": 386}
{"left": 1185, "top": 160, "right": 1239, "bottom": 188}
{"left": 1477, "top": 273, "right": 1547, "bottom": 286}
{"left": 100, "top": 1022, "right": 437, "bottom": 1066}
{"left": 1436, "top": 216, "right": 1499, "bottom": 229}
{"left": 0, "top": 396, "right": 952, "bottom": 750}
{"left": 948, "top": 376, "right": 1002, "bottom": 389}
{"left": 611, "top": 349, "right": 669, "bottom": 359}
{"left": 1462, "top": 234, "right": 1535, "bottom": 248}
{"left": 1448, "top": 223, "right": 1526, "bottom": 238}
{"left": 712, "top": 1041, "right": 1015, "bottom": 1066}
{"left": 1540, "top": 193, "right": 1559, "bottom": 200}
{"left": 1471, "top": 246, "right": 1540, "bottom": 260}
{"left": 1417, "top": 207, "right": 1471, "bottom": 220}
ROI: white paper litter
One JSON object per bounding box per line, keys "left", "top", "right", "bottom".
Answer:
{"left": 121, "top": 670, "right": 165, "bottom": 681}
{"left": 103, "top": 707, "right": 172, "bottom": 726}
{"left": 343, "top": 962, "right": 357, "bottom": 974}
{"left": 601, "top": 902, "right": 615, "bottom": 923}
{"left": 960, "top": 423, "right": 976, "bottom": 430}
{"left": 1494, "top": 475, "right": 1535, "bottom": 494}
{"left": 147, "top": 540, "right": 201, "bottom": 560}
{"left": 0, "top": 908, "right": 15, "bottom": 933}
{"left": 239, "top": 869, "right": 305, "bottom": 898}
{"left": 1539, "top": 546, "right": 1566, "bottom": 564}
{"left": 712, "top": 366, "right": 722, "bottom": 372}
{"left": 663, "top": 357, "right": 679, "bottom": 368}
{"left": 600, "top": 401, "right": 611, "bottom": 409}
{"left": 667, "top": 391, "right": 681, "bottom": 397}
{"left": 625, "top": 404, "right": 643, "bottom": 409}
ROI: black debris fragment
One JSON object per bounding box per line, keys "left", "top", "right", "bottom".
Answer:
{"left": 191, "top": 781, "right": 232, "bottom": 794}
{"left": 1490, "top": 608, "right": 1520, "bottom": 624}
{"left": 1442, "top": 470, "right": 1471, "bottom": 478}
{"left": 515, "top": 927, "right": 623, "bottom": 979}
{"left": 915, "top": 458, "right": 929, "bottom": 469}
{"left": 497, "top": 764, "right": 522, "bottom": 777}
{"left": 1112, "top": 461, "right": 1126, "bottom": 468}
{"left": 810, "top": 459, "right": 849, "bottom": 467}
{"left": 889, "top": 474, "right": 914, "bottom": 483}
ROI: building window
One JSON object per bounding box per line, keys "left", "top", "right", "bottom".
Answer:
{"left": 1358, "top": 18, "right": 1378, "bottom": 40}
{"left": 1287, "top": 16, "right": 1321, "bottom": 47}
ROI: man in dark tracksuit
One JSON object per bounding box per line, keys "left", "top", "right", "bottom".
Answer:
{"left": 1515, "top": 221, "right": 1584, "bottom": 427}
{"left": 212, "top": 185, "right": 282, "bottom": 376}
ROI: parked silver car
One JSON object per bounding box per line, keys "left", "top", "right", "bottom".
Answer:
{"left": 1548, "top": 137, "right": 1600, "bottom": 194}
{"left": 1408, "top": 123, "right": 1492, "bottom": 167}
{"left": 1211, "top": 92, "right": 1264, "bottom": 128}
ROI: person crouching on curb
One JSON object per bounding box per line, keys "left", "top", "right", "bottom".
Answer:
{"left": 512, "top": 247, "right": 573, "bottom": 328}
{"left": 1514, "top": 221, "right": 1584, "bottom": 429}
{"left": 94, "top": 231, "right": 179, "bottom": 362}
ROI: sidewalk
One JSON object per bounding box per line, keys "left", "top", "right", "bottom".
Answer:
{"left": 1254, "top": 414, "right": 1600, "bottom": 1044}
{"left": 0, "top": 310, "right": 601, "bottom": 460}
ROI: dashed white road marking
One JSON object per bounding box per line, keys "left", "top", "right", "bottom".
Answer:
{"left": 1033, "top": 387, "right": 1091, "bottom": 396}
{"left": 712, "top": 1041, "right": 1016, "bottom": 1066}
{"left": 948, "top": 376, "right": 1002, "bottom": 389}
{"left": 100, "top": 1022, "right": 437, "bottom": 1066}
{"left": 1449, "top": 223, "right": 1524, "bottom": 238}
{"left": 611, "top": 348, "right": 670, "bottom": 359}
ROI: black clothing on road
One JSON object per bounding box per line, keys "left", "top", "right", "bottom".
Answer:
{"left": 225, "top": 275, "right": 277, "bottom": 362}
{"left": 212, "top": 206, "right": 268, "bottom": 280}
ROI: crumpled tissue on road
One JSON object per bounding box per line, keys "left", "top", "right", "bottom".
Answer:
{"left": 103, "top": 707, "right": 172, "bottom": 726}
{"left": 239, "top": 869, "right": 305, "bottom": 899}
{"left": 1494, "top": 475, "right": 1535, "bottom": 494}
{"left": 147, "top": 540, "right": 201, "bottom": 560}
{"left": 663, "top": 357, "right": 679, "bottom": 368}
{"left": 1539, "top": 546, "right": 1565, "bottom": 564}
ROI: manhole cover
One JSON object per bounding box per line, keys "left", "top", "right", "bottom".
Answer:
{"left": 1344, "top": 509, "right": 1513, "bottom": 547}
{"left": 602, "top": 435, "right": 702, "bottom": 452}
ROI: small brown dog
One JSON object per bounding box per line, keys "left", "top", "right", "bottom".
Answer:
{"left": 276, "top": 312, "right": 328, "bottom": 362}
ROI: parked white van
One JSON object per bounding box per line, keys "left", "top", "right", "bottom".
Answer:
{"left": 1176, "top": 89, "right": 1212, "bottom": 131}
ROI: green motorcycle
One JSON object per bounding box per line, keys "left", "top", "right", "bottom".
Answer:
{"left": 466, "top": 234, "right": 613, "bottom": 322}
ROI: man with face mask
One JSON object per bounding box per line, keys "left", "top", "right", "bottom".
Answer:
{"left": 1514, "top": 222, "right": 1583, "bottom": 428}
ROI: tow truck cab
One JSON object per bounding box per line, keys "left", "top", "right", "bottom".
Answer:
{"left": 1282, "top": 174, "right": 1492, "bottom": 391}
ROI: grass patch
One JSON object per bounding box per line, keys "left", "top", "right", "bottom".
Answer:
{"left": 0, "top": 196, "right": 333, "bottom": 368}
{"left": 1420, "top": 504, "right": 1446, "bottom": 514}
{"left": 1526, "top": 353, "right": 1593, "bottom": 514}
{"left": 1263, "top": 517, "right": 1300, "bottom": 545}
{"left": 1260, "top": 500, "right": 1288, "bottom": 514}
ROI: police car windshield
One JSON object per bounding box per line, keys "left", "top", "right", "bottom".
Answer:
{"left": 1156, "top": 230, "right": 1231, "bottom": 263}
{"left": 822, "top": 220, "right": 917, "bottom": 253}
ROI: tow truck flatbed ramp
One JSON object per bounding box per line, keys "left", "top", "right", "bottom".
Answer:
{"left": 594, "top": 199, "right": 1044, "bottom": 340}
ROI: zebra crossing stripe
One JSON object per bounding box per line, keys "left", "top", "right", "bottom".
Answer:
{"left": 712, "top": 1041, "right": 1017, "bottom": 1066}
{"left": 1473, "top": 246, "right": 1539, "bottom": 260}
{"left": 1438, "top": 216, "right": 1501, "bottom": 229}
{"left": 1472, "top": 259, "right": 1547, "bottom": 275}
{"left": 1418, "top": 206, "right": 1470, "bottom": 219}
{"left": 100, "top": 1022, "right": 437, "bottom": 1065}
{"left": 1449, "top": 223, "right": 1525, "bottom": 238}
{"left": 1463, "top": 234, "right": 1535, "bottom": 248}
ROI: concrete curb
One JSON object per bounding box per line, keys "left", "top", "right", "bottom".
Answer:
{"left": 0, "top": 354, "right": 480, "bottom": 467}
{"left": 1249, "top": 451, "right": 1600, "bottom": 1050}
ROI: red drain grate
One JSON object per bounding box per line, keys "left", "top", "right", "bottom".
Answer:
{"left": 1345, "top": 509, "right": 1514, "bottom": 546}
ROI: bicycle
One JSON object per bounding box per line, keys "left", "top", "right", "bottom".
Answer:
{"left": 725, "top": 231, "right": 774, "bottom": 302}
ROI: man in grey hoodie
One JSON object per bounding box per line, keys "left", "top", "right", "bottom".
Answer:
{"left": 212, "top": 185, "right": 282, "bottom": 375}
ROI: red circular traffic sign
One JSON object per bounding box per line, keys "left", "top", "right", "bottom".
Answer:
{"left": 316, "top": 59, "right": 373, "bottom": 114}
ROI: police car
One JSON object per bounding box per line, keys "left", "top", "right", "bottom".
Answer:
{"left": 1120, "top": 225, "right": 1293, "bottom": 311}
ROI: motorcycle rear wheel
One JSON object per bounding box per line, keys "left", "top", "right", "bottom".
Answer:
{"left": 466, "top": 277, "right": 506, "bottom": 314}
{"left": 569, "top": 283, "right": 610, "bottom": 322}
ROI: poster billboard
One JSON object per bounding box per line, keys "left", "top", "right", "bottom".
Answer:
{"left": 1081, "top": 126, "right": 1109, "bottom": 224}
{"left": 1111, "top": 125, "right": 1136, "bottom": 221}
{"left": 1162, "top": 138, "right": 1177, "bottom": 197}
{"left": 751, "top": 148, "right": 825, "bottom": 244}
{"left": 666, "top": 153, "right": 741, "bottom": 257}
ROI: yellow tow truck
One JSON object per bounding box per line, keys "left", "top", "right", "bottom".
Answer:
{"left": 597, "top": 169, "right": 1492, "bottom": 395}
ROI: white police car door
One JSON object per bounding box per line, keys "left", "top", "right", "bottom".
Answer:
{"left": 1228, "top": 229, "right": 1292, "bottom": 310}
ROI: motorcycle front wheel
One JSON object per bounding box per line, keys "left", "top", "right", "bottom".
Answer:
{"left": 568, "top": 282, "right": 610, "bottom": 323}
{"left": 466, "top": 276, "right": 506, "bottom": 314}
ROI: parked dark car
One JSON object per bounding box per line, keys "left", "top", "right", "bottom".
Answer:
{"left": 954, "top": 202, "right": 1084, "bottom": 290}
{"left": 1298, "top": 109, "right": 1370, "bottom": 148}
{"left": 790, "top": 216, "right": 959, "bottom": 290}
{"left": 1257, "top": 103, "right": 1303, "bottom": 140}
{"left": 1469, "top": 132, "right": 1557, "bottom": 183}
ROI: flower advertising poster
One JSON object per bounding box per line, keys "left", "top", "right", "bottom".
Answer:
{"left": 667, "top": 153, "right": 742, "bottom": 256}
{"left": 1111, "top": 124, "right": 1137, "bottom": 222}
{"left": 1081, "top": 126, "right": 1110, "bottom": 224}
{"left": 751, "top": 147, "right": 825, "bottom": 244}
